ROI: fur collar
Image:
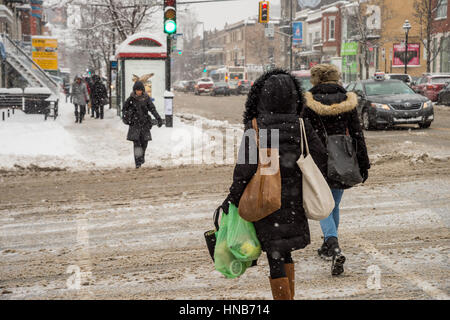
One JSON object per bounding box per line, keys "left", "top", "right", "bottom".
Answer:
{"left": 305, "top": 92, "right": 358, "bottom": 116}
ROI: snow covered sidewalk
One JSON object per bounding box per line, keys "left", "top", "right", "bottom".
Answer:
{"left": 0, "top": 99, "right": 227, "bottom": 171}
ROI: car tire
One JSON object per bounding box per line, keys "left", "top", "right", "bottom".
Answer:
{"left": 362, "top": 109, "right": 374, "bottom": 130}
{"left": 419, "top": 122, "right": 431, "bottom": 129}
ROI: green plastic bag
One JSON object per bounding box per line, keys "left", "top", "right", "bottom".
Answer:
{"left": 226, "top": 204, "right": 262, "bottom": 262}
{"left": 214, "top": 204, "right": 261, "bottom": 279}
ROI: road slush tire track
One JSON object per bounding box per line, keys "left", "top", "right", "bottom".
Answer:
{"left": 1, "top": 158, "right": 449, "bottom": 300}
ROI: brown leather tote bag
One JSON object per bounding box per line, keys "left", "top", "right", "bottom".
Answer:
{"left": 238, "top": 119, "right": 282, "bottom": 222}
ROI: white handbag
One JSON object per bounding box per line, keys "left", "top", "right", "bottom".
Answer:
{"left": 297, "top": 118, "right": 335, "bottom": 221}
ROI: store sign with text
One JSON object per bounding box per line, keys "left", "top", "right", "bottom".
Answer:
{"left": 393, "top": 43, "right": 420, "bottom": 66}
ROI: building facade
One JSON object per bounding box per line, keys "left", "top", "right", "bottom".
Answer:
{"left": 431, "top": 0, "right": 450, "bottom": 73}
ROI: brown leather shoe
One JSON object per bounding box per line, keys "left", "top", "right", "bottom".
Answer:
{"left": 284, "top": 263, "right": 295, "bottom": 299}
{"left": 269, "top": 277, "right": 292, "bottom": 300}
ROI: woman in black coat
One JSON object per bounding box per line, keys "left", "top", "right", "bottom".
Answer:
{"left": 301, "top": 64, "right": 371, "bottom": 276}
{"left": 122, "top": 81, "right": 163, "bottom": 168}
{"left": 220, "top": 69, "right": 327, "bottom": 300}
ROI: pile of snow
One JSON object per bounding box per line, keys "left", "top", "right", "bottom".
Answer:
{"left": 0, "top": 98, "right": 240, "bottom": 171}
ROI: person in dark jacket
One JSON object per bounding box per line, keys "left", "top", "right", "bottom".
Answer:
{"left": 301, "top": 64, "right": 371, "bottom": 276}
{"left": 122, "top": 81, "right": 163, "bottom": 168}
{"left": 91, "top": 75, "right": 108, "bottom": 119}
{"left": 220, "top": 69, "right": 327, "bottom": 300}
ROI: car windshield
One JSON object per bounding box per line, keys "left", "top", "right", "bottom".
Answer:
{"left": 215, "top": 82, "right": 227, "bottom": 87}
{"left": 199, "top": 78, "right": 212, "bottom": 82}
{"left": 431, "top": 77, "right": 450, "bottom": 84}
{"left": 296, "top": 77, "right": 312, "bottom": 91}
{"left": 364, "top": 81, "right": 415, "bottom": 96}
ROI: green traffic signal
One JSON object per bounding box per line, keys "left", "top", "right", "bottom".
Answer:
{"left": 164, "top": 20, "right": 177, "bottom": 34}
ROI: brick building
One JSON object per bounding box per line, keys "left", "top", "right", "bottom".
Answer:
{"left": 431, "top": 0, "right": 449, "bottom": 73}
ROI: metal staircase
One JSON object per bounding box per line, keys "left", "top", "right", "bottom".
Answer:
{"left": 2, "top": 34, "right": 59, "bottom": 95}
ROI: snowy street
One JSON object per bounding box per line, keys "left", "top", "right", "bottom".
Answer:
{"left": 0, "top": 96, "right": 449, "bottom": 300}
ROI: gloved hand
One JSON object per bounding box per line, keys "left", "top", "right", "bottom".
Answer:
{"left": 360, "top": 169, "right": 369, "bottom": 183}
{"left": 157, "top": 118, "right": 163, "bottom": 128}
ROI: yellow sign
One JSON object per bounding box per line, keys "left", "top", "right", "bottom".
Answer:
{"left": 32, "top": 37, "right": 58, "bottom": 71}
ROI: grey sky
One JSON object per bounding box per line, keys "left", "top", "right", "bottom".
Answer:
{"left": 188, "top": 0, "right": 281, "bottom": 31}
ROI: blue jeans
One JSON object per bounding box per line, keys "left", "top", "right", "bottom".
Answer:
{"left": 320, "top": 189, "right": 344, "bottom": 241}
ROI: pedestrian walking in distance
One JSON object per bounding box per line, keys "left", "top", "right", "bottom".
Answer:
{"left": 70, "top": 75, "right": 89, "bottom": 124}
{"left": 302, "top": 64, "right": 371, "bottom": 276}
{"left": 122, "top": 81, "right": 163, "bottom": 169}
{"left": 91, "top": 75, "right": 108, "bottom": 119}
{"left": 220, "top": 69, "right": 327, "bottom": 300}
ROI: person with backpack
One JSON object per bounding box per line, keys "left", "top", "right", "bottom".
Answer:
{"left": 301, "top": 64, "right": 371, "bottom": 276}
{"left": 219, "top": 69, "right": 327, "bottom": 300}
{"left": 70, "top": 75, "right": 89, "bottom": 124}
{"left": 122, "top": 81, "right": 163, "bottom": 169}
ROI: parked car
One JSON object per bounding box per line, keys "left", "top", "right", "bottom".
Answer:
{"left": 291, "top": 70, "right": 313, "bottom": 91}
{"left": 347, "top": 78, "right": 434, "bottom": 130}
{"left": 211, "top": 82, "right": 231, "bottom": 96}
{"left": 437, "top": 82, "right": 450, "bottom": 106}
{"left": 385, "top": 73, "right": 413, "bottom": 85}
{"left": 194, "top": 77, "right": 214, "bottom": 95}
{"left": 183, "top": 80, "right": 196, "bottom": 93}
{"left": 412, "top": 74, "right": 450, "bottom": 102}
{"left": 173, "top": 81, "right": 186, "bottom": 92}
{"left": 237, "top": 80, "right": 252, "bottom": 95}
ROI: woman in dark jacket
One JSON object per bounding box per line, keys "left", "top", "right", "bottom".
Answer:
{"left": 220, "top": 69, "right": 327, "bottom": 300}
{"left": 301, "top": 64, "right": 371, "bottom": 276}
{"left": 122, "top": 81, "right": 163, "bottom": 168}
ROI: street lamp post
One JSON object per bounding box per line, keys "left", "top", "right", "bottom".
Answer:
{"left": 403, "top": 20, "right": 411, "bottom": 75}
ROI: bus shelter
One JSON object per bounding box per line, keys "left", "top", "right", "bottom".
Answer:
{"left": 115, "top": 32, "right": 170, "bottom": 125}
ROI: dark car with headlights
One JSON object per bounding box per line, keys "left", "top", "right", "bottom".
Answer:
{"left": 211, "top": 82, "right": 231, "bottom": 96}
{"left": 437, "top": 82, "right": 450, "bottom": 106}
{"left": 237, "top": 80, "right": 252, "bottom": 95}
{"left": 347, "top": 79, "right": 434, "bottom": 129}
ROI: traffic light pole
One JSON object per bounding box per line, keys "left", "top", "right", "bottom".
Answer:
{"left": 289, "top": 0, "right": 293, "bottom": 71}
{"left": 165, "top": 34, "right": 173, "bottom": 128}
{"left": 166, "top": 35, "right": 171, "bottom": 91}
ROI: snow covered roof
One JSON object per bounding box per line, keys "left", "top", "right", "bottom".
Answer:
{"left": 323, "top": 6, "right": 339, "bottom": 14}
{"left": 24, "top": 87, "right": 52, "bottom": 95}
{"left": 0, "top": 88, "right": 23, "bottom": 94}
{"left": 116, "top": 32, "right": 167, "bottom": 59}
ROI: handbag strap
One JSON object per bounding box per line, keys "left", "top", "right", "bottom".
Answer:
{"left": 213, "top": 207, "right": 220, "bottom": 231}
{"left": 252, "top": 118, "right": 260, "bottom": 148}
{"left": 299, "top": 118, "right": 310, "bottom": 156}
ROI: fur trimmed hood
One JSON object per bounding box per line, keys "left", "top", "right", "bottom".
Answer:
{"left": 243, "top": 69, "right": 304, "bottom": 124}
{"left": 304, "top": 91, "right": 358, "bottom": 116}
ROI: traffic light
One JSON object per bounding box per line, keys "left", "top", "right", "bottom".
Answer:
{"left": 164, "top": 0, "right": 177, "bottom": 34}
{"left": 259, "top": 1, "right": 269, "bottom": 24}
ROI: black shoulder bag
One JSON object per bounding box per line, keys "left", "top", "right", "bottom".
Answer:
{"left": 319, "top": 117, "right": 363, "bottom": 187}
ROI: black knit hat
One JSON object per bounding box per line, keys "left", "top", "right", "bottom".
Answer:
{"left": 133, "top": 81, "right": 145, "bottom": 92}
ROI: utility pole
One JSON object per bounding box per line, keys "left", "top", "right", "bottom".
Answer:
{"left": 290, "top": 0, "right": 293, "bottom": 71}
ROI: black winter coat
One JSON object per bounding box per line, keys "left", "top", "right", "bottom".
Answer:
{"left": 222, "top": 70, "right": 328, "bottom": 254}
{"left": 302, "top": 84, "right": 371, "bottom": 189}
{"left": 91, "top": 80, "right": 108, "bottom": 106}
{"left": 122, "top": 93, "right": 162, "bottom": 142}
